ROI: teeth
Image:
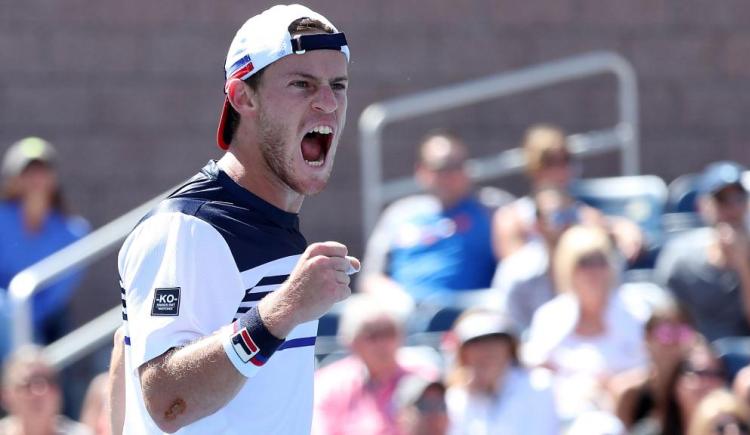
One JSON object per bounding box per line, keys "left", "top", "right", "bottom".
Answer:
{"left": 308, "top": 126, "right": 333, "bottom": 135}
{"left": 305, "top": 159, "right": 324, "bottom": 167}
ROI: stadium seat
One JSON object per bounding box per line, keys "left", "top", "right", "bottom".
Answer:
{"left": 571, "top": 175, "right": 668, "bottom": 248}
{"left": 667, "top": 173, "right": 701, "bottom": 213}
{"left": 712, "top": 336, "right": 750, "bottom": 382}
{"left": 409, "top": 288, "right": 503, "bottom": 334}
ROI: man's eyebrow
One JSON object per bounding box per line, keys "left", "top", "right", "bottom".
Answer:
{"left": 286, "top": 72, "right": 349, "bottom": 83}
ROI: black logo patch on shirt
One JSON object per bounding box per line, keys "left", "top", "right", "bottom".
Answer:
{"left": 151, "top": 287, "right": 181, "bottom": 316}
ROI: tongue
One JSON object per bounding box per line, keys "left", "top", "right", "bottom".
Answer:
{"left": 301, "top": 136, "right": 323, "bottom": 162}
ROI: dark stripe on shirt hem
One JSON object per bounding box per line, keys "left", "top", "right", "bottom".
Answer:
{"left": 278, "top": 336, "right": 316, "bottom": 351}
{"left": 241, "top": 291, "right": 272, "bottom": 303}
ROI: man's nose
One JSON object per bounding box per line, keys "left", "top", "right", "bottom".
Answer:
{"left": 312, "top": 86, "right": 337, "bottom": 113}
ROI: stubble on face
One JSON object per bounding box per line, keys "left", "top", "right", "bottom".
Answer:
{"left": 256, "top": 100, "right": 333, "bottom": 197}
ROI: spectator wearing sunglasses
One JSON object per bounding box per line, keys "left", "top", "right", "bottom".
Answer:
{"left": 360, "top": 131, "right": 500, "bottom": 305}
{"left": 612, "top": 303, "right": 697, "bottom": 429}
{"left": 632, "top": 339, "right": 727, "bottom": 435}
{"left": 656, "top": 161, "right": 750, "bottom": 342}
{"left": 0, "top": 345, "right": 90, "bottom": 435}
{"left": 522, "top": 225, "right": 648, "bottom": 423}
{"left": 312, "top": 294, "right": 438, "bottom": 435}
{"left": 492, "top": 124, "right": 643, "bottom": 264}
{"left": 688, "top": 389, "right": 750, "bottom": 435}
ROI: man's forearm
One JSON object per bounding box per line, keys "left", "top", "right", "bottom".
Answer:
{"left": 139, "top": 331, "right": 246, "bottom": 433}
{"left": 108, "top": 328, "right": 126, "bottom": 435}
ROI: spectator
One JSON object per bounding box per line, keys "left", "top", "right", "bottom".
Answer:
{"left": 394, "top": 375, "right": 449, "bottom": 435}
{"left": 445, "top": 309, "right": 558, "bottom": 435}
{"left": 79, "top": 373, "right": 110, "bottom": 435}
{"left": 0, "top": 345, "right": 90, "bottom": 435}
{"left": 656, "top": 161, "right": 750, "bottom": 342}
{"left": 687, "top": 389, "right": 750, "bottom": 435}
{"left": 0, "top": 137, "right": 89, "bottom": 344}
{"left": 492, "top": 124, "right": 642, "bottom": 263}
{"left": 312, "top": 294, "right": 438, "bottom": 435}
{"left": 493, "top": 185, "right": 580, "bottom": 333}
{"left": 612, "top": 303, "right": 697, "bottom": 429}
{"left": 522, "top": 225, "right": 648, "bottom": 421}
{"left": 632, "top": 339, "right": 727, "bottom": 435}
{"left": 361, "top": 131, "right": 497, "bottom": 303}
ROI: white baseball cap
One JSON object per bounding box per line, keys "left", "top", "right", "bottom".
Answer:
{"left": 2, "top": 137, "right": 57, "bottom": 178}
{"left": 453, "top": 310, "right": 517, "bottom": 345}
{"left": 217, "top": 4, "right": 350, "bottom": 150}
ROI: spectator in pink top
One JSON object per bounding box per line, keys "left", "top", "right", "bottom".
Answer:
{"left": 312, "top": 294, "right": 439, "bottom": 435}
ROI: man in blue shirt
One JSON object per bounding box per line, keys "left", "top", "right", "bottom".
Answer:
{"left": 361, "top": 132, "right": 498, "bottom": 302}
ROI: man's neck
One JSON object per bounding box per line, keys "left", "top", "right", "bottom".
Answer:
{"left": 218, "top": 152, "right": 304, "bottom": 213}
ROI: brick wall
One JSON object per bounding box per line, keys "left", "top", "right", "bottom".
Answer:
{"left": 2, "top": 0, "right": 749, "bottom": 322}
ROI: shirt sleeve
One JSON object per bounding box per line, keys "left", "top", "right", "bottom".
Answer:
{"left": 118, "top": 212, "right": 245, "bottom": 371}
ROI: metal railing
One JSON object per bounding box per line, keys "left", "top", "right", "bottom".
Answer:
{"left": 358, "top": 50, "right": 639, "bottom": 239}
{"left": 10, "top": 50, "right": 639, "bottom": 370}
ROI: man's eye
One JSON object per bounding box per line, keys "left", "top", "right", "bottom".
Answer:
{"left": 291, "top": 81, "right": 309, "bottom": 88}
{"left": 332, "top": 83, "right": 347, "bottom": 91}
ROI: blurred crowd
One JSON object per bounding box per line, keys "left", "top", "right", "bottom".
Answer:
{"left": 315, "top": 125, "right": 750, "bottom": 435}
{"left": 1, "top": 125, "right": 749, "bottom": 434}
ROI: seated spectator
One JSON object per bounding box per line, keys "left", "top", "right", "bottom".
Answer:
{"left": 0, "top": 345, "right": 90, "bottom": 435}
{"left": 612, "top": 303, "right": 697, "bottom": 429}
{"left": 492, "top": 124, "right": 643, "bottom": 263}
{"left": 0, "top": 137, "right": 90, "bottom": 344}
{"left": 445, "top": 309, "right": 558, "bottom": 434}
{"left": 493, "top": 185, "right": 580, "bottom": 333}
{"left": 361, "top": 131, "right": 497, "bottom": 303}
{"left": 394, "top": 375, "right": 449, "bottom": 435}
{"left": 631, "top": 339, "right": 727, "bottom": 435}
{"left": 687, "top": 389, "right": 750, "bottom": 435}
{"left": 80, "top": 372, "right": 110, "bottom": 435}
{"left": 656, "top": 161, "right": 750, "bottom": 342}
{"left": 522, "top": 225, "right": 648, "bottom": 421}
{"left": 312, "top": 295, "right": 438, "bottom": 435}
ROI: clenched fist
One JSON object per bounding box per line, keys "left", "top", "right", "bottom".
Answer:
{"left": 258, "top": 241, "right": 360, "bottom": 338}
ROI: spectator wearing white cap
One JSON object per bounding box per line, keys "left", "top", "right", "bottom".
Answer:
{"left": 445, "top": 309, "right": 558, "bottom": 435}
{"left": 0, "top": 137, "right": 89, "bottom": 346}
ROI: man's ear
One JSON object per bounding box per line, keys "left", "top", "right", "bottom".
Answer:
{"left": 226, "top": 78, "right": 258, "bottom": 114}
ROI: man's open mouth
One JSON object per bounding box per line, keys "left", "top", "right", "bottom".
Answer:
{"left": 301, "top": 126, "right": 333, "bottom": 167}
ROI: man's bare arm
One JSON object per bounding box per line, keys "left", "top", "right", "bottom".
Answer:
{"left": 108, "top": 327, "right": 126, "bottom": 435}
{"left": 137, "top": 242, "right": 358, "bottom": 433}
